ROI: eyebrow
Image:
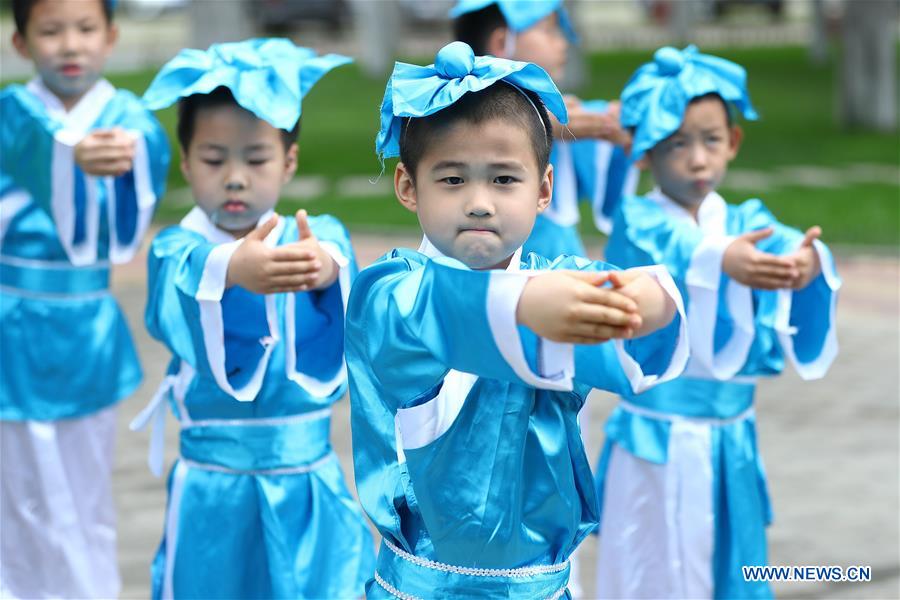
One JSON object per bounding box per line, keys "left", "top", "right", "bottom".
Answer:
{"left": 430, "top": 160, "right": 527, "bottom": 171}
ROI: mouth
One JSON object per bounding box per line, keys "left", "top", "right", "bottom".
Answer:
{"left": 221, "top": 200, "right": 248, "bottom": 213}
{"left": 59, "top": 64, "right": 83, "bottom": 77}
{"left": 458, "top": 227, "right": 497, "bottom": 236}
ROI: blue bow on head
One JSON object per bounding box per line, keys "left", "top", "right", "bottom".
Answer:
{"left": 621, "top": 45, "right": 758, "bottom": 160}
{"left": 142, "top": 38, "right": 351, "bottom": 131}
{"left": 376, "top": 41, "right": 567, "bottom": 161}
{"left": 450, "top": 0, "right": 577, "bottom": 43}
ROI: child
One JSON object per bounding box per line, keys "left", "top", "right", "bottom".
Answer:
{"left": 593, "top": 46, "right": 841, "bottom": 599}
{"left": 347, "top": 41, "right": 689, "bottom": 598}
{"left": 133, "top": 38, "right": 374, "bottom": 598}
{"left": 451, "top": 0, "right": 639, "bottom": 257}
{"left": 0, "top": 0, "right": 169, "bottom": 597}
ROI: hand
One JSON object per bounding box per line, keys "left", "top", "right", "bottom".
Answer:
{"left": 723, "top": 228, "right": 799, "bottom": 290}
{"left": 786, "top": 226, "right": 822, "bottom": 289}
{"left": 225, "top": 211, "right": 338, "bottom": 294}
{"left": 607, "top": 269, "right": 676, "bottom": 336}
{"left": 74, "top": 128, "right": 135, "bottom": 176}
{"left": 558, "top": 98, "right": 631, "bottom": 147}
{"left": 517, "top": 271, "right": 642, "bottom": 344}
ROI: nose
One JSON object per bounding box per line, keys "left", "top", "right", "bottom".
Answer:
{"left": 60, "top": 27, "right": 80, "bottom": 55}
{"left": 465, "top": 185, "right": 495, "bottom": 217}
{"left": 224, "top": 163, "right": 248, "bottom": 191}
{"left": 688, "top": 142, "right": 709, "bottom": 170}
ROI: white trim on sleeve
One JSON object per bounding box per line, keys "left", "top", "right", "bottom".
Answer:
{"left": 108, "top": 131, "right": 157, "bottom": 263}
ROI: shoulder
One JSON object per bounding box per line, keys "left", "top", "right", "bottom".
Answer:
{"left": 0, "top": 85, "right": 52, "bottom": 131}
{"left": 150, "top": 225, "right": 208, "bottom": 257}
{"left": 348, "top": 249, "right": 426, "bottom": 305}
{"left": 731, "top": 197, "right": 779, "bottom": 230}
{"left": 618, "top": 194, "right": 670, "bottom": 230}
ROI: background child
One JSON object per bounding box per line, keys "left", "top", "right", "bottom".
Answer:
{"left": 348, "top": 41, "right": 688, "bottom": 598}
{"left": 134, "top": 38, "right": 374, "bottom": 598}
{"left": 594, "top": 46, "right": 841, "bottom": 599}
{"left": 0, "top": 0, "right": 169, "bottom": 597}
{"left": 451, "top": 0, "right": 639, "bottom": 258}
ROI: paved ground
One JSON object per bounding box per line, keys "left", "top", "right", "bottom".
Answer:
{"left": 111, "top": 232, "right": 899, "bottom": 599}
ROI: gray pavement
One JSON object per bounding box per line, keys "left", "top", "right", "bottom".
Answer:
{"left": 111, "top": 232, "right": 899, "bottom": 599}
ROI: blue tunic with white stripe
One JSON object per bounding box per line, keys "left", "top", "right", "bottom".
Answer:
{"left": 143, "top": 208, "right": 374, "bottom": 599}
{"left": 346, "top": 241, "right": 687, "bottom": 597}
{"left": 0, "top": 78, "right": 169, "bottom": 421}
{"left": 523, "top": 99, "right": 638, "bottom": 259}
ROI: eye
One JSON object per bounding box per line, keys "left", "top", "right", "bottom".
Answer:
{"left": 706, "top": 135, "right": 722, "bottom": 145}
{"left": 202, "top": 159, "right": 223, "bottom": 167}
{"left": 79, "top": 24, "right": 98, "bottom": 33}
{"left": 248, "top": 158, "right": 270, "bottom": 166}
{"left": 441, "top": 176, "right": 464, "bottom": 185}
{"left": 494, "top": 175, "right": 518, "bottom": 185}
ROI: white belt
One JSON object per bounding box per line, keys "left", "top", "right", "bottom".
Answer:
{"left": 618, "top": 399, "right": 755, "bottom": 426}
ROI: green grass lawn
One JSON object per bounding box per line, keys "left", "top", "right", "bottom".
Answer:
{"left": 8, "top": 45, "right": 899, "bottom": 245}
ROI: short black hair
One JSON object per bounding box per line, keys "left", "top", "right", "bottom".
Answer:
{"left": 176, "top": 86, "right": 300, "bottom": 153}
{"left": 399, "top": 82, "right": 553, "bottom": 183}
{"left": 453, "top": 3, "right": 507, "bottom": 56}
{"left": 13, "top": 0, "right": 114, "bottom": 35}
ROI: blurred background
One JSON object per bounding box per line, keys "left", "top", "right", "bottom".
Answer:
{"left": 1, "top": 1, "right": 898, "bottom": 598}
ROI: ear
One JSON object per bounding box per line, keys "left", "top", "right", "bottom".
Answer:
{"left": 394, "top": 162, "right": 418, "bottom": 213}
{"left": 727, "top": 125, "right": 743, "bottom": 159}
{"left": 536, "top": 164, "right": 553, "bottom": 214}
{"left": 179, "top": 148, "right": 191, "bottom": 181}
{"left": 105, "top": 22, "right": 119, "bottom": 51}
{"left": 12, "top": 32, "right": 30, "bottom": 60}
{"left": 282, "top": 143, "right": 299, "bottom": 183}
{"left": 485, "top": 27, "right": 511, "bottom": 58}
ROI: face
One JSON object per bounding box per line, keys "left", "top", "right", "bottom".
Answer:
{"left": 492, "top": 13, "right": 569, "bottom": 81}
{"left": 644, "top": 96, "right": 742, "bottom": 212}
{"left": 12, "top": 0, "right": 116, "bottom": 109}
{"left": 395, "top": 119, "right": 552, "bottom": 270}
{"left": 181, "top": 104, "right": 298, "bottom": 238}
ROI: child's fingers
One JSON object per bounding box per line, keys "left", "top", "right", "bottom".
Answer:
{"left": 570, "top": 322, "right": 634, "bottom": 341}
{"left": 742, "top": 227, "right": 774, "bottom": 245}
{"left": 270, "top": 245, "right": 317, "bottom": 262}
{"left": 247, "top": 215, "right": 279, "bottom": 241}
{"left": 579, "top": 285, "right": 638, "bottom": 313}
{"left": 567, "top": 270, "right": 611, "bottom": 287}
{"left": 573, "top": 303, "right": 639, "bottom": 329}
{"left": 270, "top": 273, "right": 319, "bottom": 290}
{"left": 295, "top": 209, "right": 313, "bottom": 240}
{"left": 801, "top": 226, "right": 822, "bottom": 247}
{"left": 751, "top": 261, "right": 799, "bottom": 280}
{"left": 266, "top": 259, "right": 321, "bottom": 276}
{"left": 747, "top": 275, "right": 795, "bottom": 290}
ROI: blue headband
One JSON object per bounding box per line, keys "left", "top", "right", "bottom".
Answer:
{"left": 450, "top": 0, "right": 577, "bottom": 43}
{"left": 621, "top": 45, "right": 758, "bottom": 160}
{"left": 142, "top": 38, "right": 351, "bottom": 131}
{"left": 375, "top": 41, "right": 567, "bottom": 161}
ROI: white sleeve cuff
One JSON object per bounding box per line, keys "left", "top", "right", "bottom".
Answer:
{"left": 52, "top": 129, "right": 99, "bottom": 266}
{"left": 196, "top": 238, "right": 278, "bottom": 401}
{"left": 486, "top": 271, "right": 574, "bottom": 391}
{"left": 685, "top": 234, "right": 755, "bottom": 380}
{"left": 774, "top": 239, "right": 841, "bottom": 380}
{"left": 283, "top": 240, "right": 351, "bottom": 397}
{"left": 108, "top": 131, "right": 158, "bottom": 264}
{"left": 613, "top": 265, "right": 690, "bottom": 394}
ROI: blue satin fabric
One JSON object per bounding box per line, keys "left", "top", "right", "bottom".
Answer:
{"left": 596, "top": 193, "right": 839, "bottom": 598}
{"left": 0, "top": 83, "right": 169, "bottom": 421}
{"left": 347, "top": 249, "right": 682, "bottom": 596}
{"left": 142, "top": 38, "right": 351, "bottom": 131}
{"left": 523, "top": 212, "right": 586, "bottom": 258}
{"left": 376, "top": 41, "right": 567, "bottom": 161}
{"left": 0, "top": 259, "right": 109, "bottom": 295}
{"left": 370, "top": 540, "right": 571, "bottom": 599}
{"left": 146, "top": 212, "right": 374, "bottom": 598}
{"left": 449, "top": 0, "right": 577, "bottom": 43}
{"left": 621, "top": 45, "right": 758, "bottom": 160}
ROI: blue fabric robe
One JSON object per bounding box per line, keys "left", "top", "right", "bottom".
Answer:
{"left": 141, "top": 207, "right": 375, "bottom": 599}
{"left": 347, "top": 239, "right": 688, "bottom": 598}
{"left": 523, "top": 100, "right": 638, "bottom": 259}
{"left": 0, "top": 78, "right": 170, "bottom": 420}
{"left": 595, "top": 189, "right": 840, "bottom": 599}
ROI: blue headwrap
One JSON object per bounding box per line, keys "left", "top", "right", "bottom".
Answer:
{"left": 450, "top": 0, "right": 577, "bottom": 43}
{"left": 621, "top": 45, "right": 758, "bottom": 161}
{"left": 375, "top": 41, "right": 567, "bottom": 162}
{"left": 142, "top": 38, "right": 351, "bottom": 131}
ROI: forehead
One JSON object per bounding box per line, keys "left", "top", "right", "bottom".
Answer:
{"left": 190, "top": 104, "right": 283, "bottom": 147}
{"left": 28, "top": 0, "right": 106, "bottom": 24}
{"left": 679, "top": 96, "right": 731, "bottom": 131}
{"left": 420, "top": 118, "right": 538, "bottom": 167}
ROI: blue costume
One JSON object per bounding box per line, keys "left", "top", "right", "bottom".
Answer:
{"left": 0, "top": 74, "right": 169, "bottom": 599}
{"left": 353, "top": 42, "right": 689, "bottom": 598}
{"left": 134, "top": 39, "right": 374, "bottom": 599}
{"left": 451, "top": 0, "right": 639, "bottom": 259}
{"left": 592, "top": 47, "right": 841, "bottom": 599}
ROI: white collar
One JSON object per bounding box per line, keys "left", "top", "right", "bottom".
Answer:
{"left": 417, "top": 235, "right": 523, "bottom": 272}
{"left": 646, "top": 187, "right": 728, "bottom": 236}
{"left": 180, "top": 206, "right": 279, "bottom": 244}
{"left": 26, "top": 77, "right": 116, "bottom": 135}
